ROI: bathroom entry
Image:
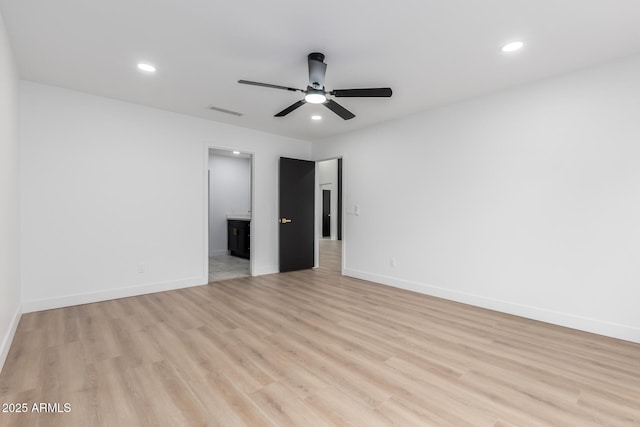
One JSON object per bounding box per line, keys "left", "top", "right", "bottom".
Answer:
{"left": 208, "top": 148, "right": 252, "bottom": 282}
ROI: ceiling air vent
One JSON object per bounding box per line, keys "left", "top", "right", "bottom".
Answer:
{"left": 206, "top": 105, "right": 243, "bottom": 117}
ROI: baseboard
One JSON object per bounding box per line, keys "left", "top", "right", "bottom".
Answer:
{"left": 344, "top": 268, "right": 640, "bottom": 344}
{"left": 22, "top": 264, "right": 281, "bottom": 313}
{"left": 251, "top": 264, "right": 279, "bottom": 276}
{"left": 22, "top": 276, "right": 208, "bottom": 313}
{"left": 0, "top": 304, "right": 22, "bottom": 374}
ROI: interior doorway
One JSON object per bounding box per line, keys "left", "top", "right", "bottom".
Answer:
{"left": 208, "top": 148, "right": 253, "bottom": 282}
{"left": 322, "top": 189, "right": 331, "bottom": 238}
{"left": 316, "top": 157, "right": 343, "bottom": 271}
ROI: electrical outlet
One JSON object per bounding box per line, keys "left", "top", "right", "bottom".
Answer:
{"left": 390, "top": 257, "right": 397, "bottom": 268}
{"left": 138, "top": 263, "right": 145, "bottom": 273}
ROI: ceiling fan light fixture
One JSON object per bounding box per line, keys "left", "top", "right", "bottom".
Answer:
{"left": 238, "top": 52, "right": 392, "bottom": 120}
{"left": 305, "top": 89, "right": 327, "bottom": 104}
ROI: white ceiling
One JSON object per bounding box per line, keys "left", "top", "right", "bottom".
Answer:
{"left": 2, "top": 0, "right": 640, "bottom": 141}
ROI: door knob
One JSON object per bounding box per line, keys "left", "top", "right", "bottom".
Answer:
{"left": 279, "top": 218, "right": 292, "bottom": 223}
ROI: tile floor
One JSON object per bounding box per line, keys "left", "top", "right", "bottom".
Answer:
{"left": 208, "top": 253, "right": 250, "bottom": 282}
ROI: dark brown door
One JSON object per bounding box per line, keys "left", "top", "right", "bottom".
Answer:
{"left": 322, "top": 190, "right": 331, "bottom": 237}
{"left": 279, "top": 157, "right": 315, "bottom": 272}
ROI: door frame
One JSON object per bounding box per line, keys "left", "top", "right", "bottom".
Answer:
{"left": 202, "top": 144, "right": 256, "bottom": 280}
{"left": 314, "top": 156, "right": 346, "bottom": 273}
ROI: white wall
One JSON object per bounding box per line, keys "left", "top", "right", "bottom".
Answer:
{"left": 318, "top": 159, "right": 338, "bottom": 239}
{"left": 314, "top": 54, "right": 640, "bottom": 343}
{"left": 208, "top": 153, "right": 251, "bottom": 256}
{"left": 20, "top": 81, "right": 311, "bottom": 312}
{"left": 0, "top": 11, "right": 21, "bottom": 372}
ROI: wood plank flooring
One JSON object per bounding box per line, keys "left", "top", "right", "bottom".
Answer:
{"left": 1, "top": 240, "right": 639, "bottom": 426}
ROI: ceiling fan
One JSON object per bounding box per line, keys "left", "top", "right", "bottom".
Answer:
{"left": 238, "top": 52, "right": 392, "bottom": 120}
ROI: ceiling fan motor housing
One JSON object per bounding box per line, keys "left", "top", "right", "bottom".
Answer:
{"left": 308, "top": 52, "right": 327, "bottom": 90}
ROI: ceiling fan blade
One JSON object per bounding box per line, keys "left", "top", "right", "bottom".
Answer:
{"left": 331, "top": 88, "right": 393, "bottom": 97}
{"left": 238, "top": 80, "right": 303, "bottom": 93}
{"left": 324, "top": 99, "right": 355, "bottom": 120}
{"left": 275, "top": 100, "right": 306, "bottom": 117}
{"left": 308, "top": 52, "right": 327, "bottom": 89}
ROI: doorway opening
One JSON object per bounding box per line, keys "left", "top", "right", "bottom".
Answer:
{"left": 208, "top": 148, "right": 253, "bottom": 282}
{"left": 322, "top": 189, "right": 331, "bottom": 238}
{"left": 316, "top": 157, "right": 343, "bottom": 272}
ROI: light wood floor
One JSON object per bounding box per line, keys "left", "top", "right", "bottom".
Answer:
{"left": 1, "top": 240, "right": 639, "bottom": 426}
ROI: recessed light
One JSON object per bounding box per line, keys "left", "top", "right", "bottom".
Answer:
{"left": 311, "top": 115, "right": 322, "bottom": 121}
{"left": 501, "top": 41, "right": 524, "bottom": 53}
{"left": 233, "top": 151, "right": 241, "bottom": 155}
{"left": 137, "top": 63, "right": 156, "bottom": 73}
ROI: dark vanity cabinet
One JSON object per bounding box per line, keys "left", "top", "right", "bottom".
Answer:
{"left": 227, "top": 219, "right": 250, "bottom": 259}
